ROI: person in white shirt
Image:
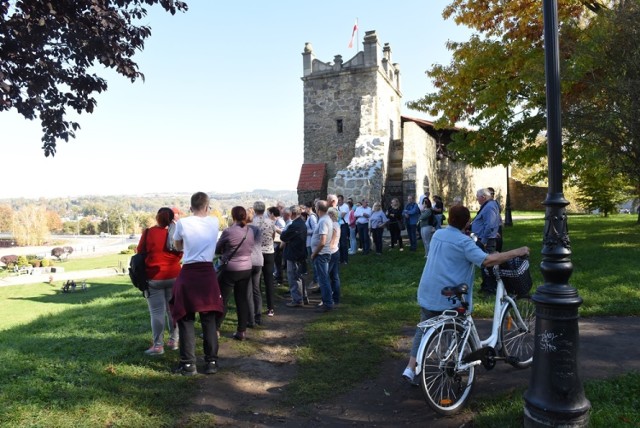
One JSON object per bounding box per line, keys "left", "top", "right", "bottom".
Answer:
{"left": 170, "top": 192, "right": 222, "bottom": 376}
{"left": 337, "top": 195, "right": 351, "bottom": 264}
{"left": 354, "top": 199, "right": 372, "bottom": 255}
{"left": 310, "top": 200, "right": 334, "bottom": 312}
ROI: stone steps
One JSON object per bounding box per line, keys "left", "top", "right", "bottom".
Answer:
{"left": 387, "top": 159, "right": 404, "bottom": 181}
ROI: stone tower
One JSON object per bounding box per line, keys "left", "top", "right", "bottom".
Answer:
{"left": 299, "top": 30, "right": 402, "bottom": 203}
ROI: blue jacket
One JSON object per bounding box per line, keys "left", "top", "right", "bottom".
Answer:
{"left": 403, "top": 202, "right": 421, "bottom": 226}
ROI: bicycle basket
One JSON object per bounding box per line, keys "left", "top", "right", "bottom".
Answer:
{"left": 498, "top": 256, "right": 532, "bottom": 297}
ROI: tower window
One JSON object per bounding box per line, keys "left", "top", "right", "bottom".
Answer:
{"left": 336, "top": 119, "right": 343, "bottom": 133}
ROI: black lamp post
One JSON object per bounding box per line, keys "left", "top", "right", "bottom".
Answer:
{"left": 523, "top": 1, "right": 590, "bottom": 426}
{"left": 504, "top": 164, "right": 513, "bottom": 226}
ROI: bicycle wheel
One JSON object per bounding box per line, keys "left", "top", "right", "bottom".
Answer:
{"left": 419, "top": 323, "right": 476, "bottom": 416}
{"left": 500, "top": 297, "right": 535, "bottom": 369}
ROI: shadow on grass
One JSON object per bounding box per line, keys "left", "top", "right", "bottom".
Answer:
{"left": 7, "top": 282, "right": 136, "bottom": 305}
{"left": 0, "top": 280, "right": 313, "bottom": 426}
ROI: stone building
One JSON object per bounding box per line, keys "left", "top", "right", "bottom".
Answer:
{"left": 297, "top": 30, "right": 507, "bottom": 209}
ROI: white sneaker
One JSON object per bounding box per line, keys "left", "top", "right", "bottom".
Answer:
{"left": 402, "top": 367, "right": 418, "bottom": 386}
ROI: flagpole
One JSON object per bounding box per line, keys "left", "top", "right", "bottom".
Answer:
{"left": 356, "top": 18, "right": 359, "bottom": 49}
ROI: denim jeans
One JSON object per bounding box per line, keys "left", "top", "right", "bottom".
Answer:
{"left": 349, "top": 227, "right": 357, "bottom": 254}
{"left": 410, "top": 308, "right": 442, "bottom": 358}
{"left": 406, "top": 223, "right": 418, "bottom": 251}
{"left": 357, "top": 223, "right": 370, "bottom": 254}
{"left": 313, "top": 253, "right": 332, "bottom": 307}
{"left": 434, "top": 214, "right": 443, "bottom": 230}
{"left": 287, "top": 259, "right": 306, "bottom": 304}
{"left": 328, "top": 251, "right": 341, "bottom": 304}
{"left": 147, "top": 278, "right": 178, "bottom": 347}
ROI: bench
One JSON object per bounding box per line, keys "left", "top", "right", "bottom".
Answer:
{"left": 61, "top": 280, "right": 87, "bottom": 293}
{"left": 14, "top": 266, "right": 33, "bottom": 276}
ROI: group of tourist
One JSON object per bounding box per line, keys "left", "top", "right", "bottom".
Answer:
{"left": 137, "top": 187, "right": 508, "bottom": 377}
{"left": 136, "top": 192, "right": 349, "bottom": 375}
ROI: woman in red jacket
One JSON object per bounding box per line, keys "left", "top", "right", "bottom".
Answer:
{"left": 137, "top": 207, "right": 183, "bottom": 355}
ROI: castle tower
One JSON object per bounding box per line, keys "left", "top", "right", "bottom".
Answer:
{"left": 298, "top": 30, "right": 402, "bottom": 204}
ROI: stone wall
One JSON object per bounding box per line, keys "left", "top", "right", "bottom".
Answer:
{"left": 302, "top": 67, "right": 375, "bottom": 178}
{"left": 330, "top": 135, "right": 385, "bottom": 203}
{"left": 302, "top": 31, "right": 401, "bottom": 204}
{"left": 509, "top": 178, "right": 547, "bottom": 211}
{"left": 401, "top": 121, "right": 438, "bottom": 199}
{"left": 434, "top": 159, "right": 507, "bottom": 210}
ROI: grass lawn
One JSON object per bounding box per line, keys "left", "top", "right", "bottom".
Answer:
{"left": 0, "top": 276, "right": 194, "bottom": 427}
{"left": 51, "top": 253, "right": 132, "bottom": 272}
{"left": 0, "top": 213, "right": 638, "bottom": 426}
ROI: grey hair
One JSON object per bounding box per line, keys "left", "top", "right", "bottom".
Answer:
{"left": 253, "top": 201, "right": 266, "bottom": 214}
{"left": 327, "top": 207, "right": 339, "bottom": 221}
{"left": 476, "top": 188, "right": 492, "bottom": 198}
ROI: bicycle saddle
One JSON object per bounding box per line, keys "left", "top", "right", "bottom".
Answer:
{"left": 441, "top": 284, "right": 469, "bottom": 297}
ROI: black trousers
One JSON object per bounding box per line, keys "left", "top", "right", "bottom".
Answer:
{"left": 339, "top": 223, "right": 350, "bottom": 263}
{"left": 178, "top": 311, "right": 218, "bottom": 365}
{"left": 261, "top": 253, "right": 276, "bottom": 311}
{"left": 216, "top": 269, "right": 252, "bottom": 332}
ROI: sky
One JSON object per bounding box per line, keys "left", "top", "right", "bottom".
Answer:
{"left": 0, "top": 0, "right": 472, "bottom": 199}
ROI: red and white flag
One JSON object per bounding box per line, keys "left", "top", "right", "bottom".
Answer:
{"left": 348, "top": 19, "right": 358, "bottom": 48}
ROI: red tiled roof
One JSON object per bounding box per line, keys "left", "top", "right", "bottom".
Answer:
{"left": 402, "top": 115, "right": 461, "bottom": 132}
{"left": 297, "top": 163, "right": 327, "bottom": 191}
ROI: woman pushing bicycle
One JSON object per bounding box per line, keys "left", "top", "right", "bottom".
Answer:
{"left": 402, "top": 204, "right": 529, "bottom": 385}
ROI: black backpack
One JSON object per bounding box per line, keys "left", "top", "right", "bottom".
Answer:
{"left": 129, "top": 228, "right": 150, "bottom": 295}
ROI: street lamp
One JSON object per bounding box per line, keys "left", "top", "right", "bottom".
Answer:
{"left": 523, "top": 1, "right": 590, "bottom": 426}
{"left": 504, "top": 164, "right": 513, "bottom": 226}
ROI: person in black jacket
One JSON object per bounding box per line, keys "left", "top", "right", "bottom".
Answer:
{"left": 280, "top": 205, "right": 309, "bottom": 307}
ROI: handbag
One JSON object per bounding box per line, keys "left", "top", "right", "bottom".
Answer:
{"left": 128, "top": 228, "right": 150, "bottom": 296}
{"left": 215, "top": 227, "right": 249, "bottom": 278}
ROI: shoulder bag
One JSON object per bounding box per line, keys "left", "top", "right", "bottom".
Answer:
{"left": 215, "top": 226, "right": 249, "bottom": 279}
{"left": 129, "top": 228, "right": 150, "bottom": 296}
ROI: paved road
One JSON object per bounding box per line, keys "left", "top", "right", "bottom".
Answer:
{"left": 0, "top": 235, "right": 133, "bottom": 287}
{"left": 0, "top": 235, "right": 137, "bottom": 259}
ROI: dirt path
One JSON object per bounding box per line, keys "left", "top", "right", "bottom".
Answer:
{"left": 180, "top": 296, "right": 640, "bottom": 427}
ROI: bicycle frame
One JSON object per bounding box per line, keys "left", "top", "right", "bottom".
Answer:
{"left": 415, "top": 276, "right": 528, "bottom": 376}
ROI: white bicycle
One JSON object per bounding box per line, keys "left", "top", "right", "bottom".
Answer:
{"left": 414, "top": 264, "right": 535, "bottom": 416}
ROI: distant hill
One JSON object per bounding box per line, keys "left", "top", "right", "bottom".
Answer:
{"left": 0, "top": 190, "right": 298, "bottom": 216}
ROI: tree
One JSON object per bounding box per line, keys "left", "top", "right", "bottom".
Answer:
{"left": 0, "top": 0, "right": 188, "bottom": 156}
{"left": 562, "top": 0, "right": 640, "bottom": 221}
{"left": 573, "top": 163, "right": 633, "bottom": 217}
{"left": 46, "top": 210, "right": 63, "bottom": 233}
{"left": 0, "top": 204, "right": 13, "bottom": 232}
{"left": 51, "top": 247, "right": 65, "bottom": 260}
{"left": 0, "top": 254, "right": 18, "bottom": 267}
{"left": 12, "top": 205, "right": 49, "bottom": 246}
{"left": 409, "top": 1, "right": 639, "bottom": 217}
